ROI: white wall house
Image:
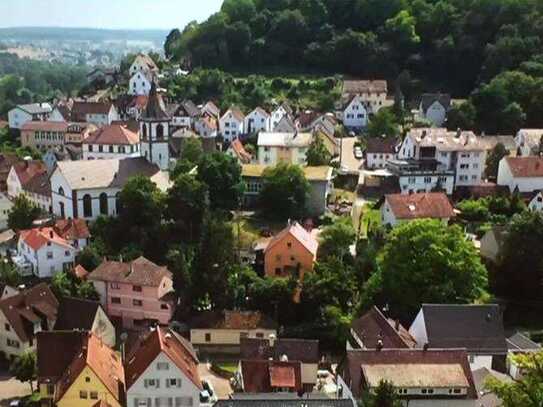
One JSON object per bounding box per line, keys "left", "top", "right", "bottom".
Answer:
{"left": 380, "top": 192, "right": 454, "bottom": 227}
{"left": 8, "top": 103, "right": 52, "bottom": 130}
{"left": 15, "top": 228, "right": 77, "bottom": 278}
{"left": 0, "top": 193, "right": 13, "bottom": 231}
{"left": 418, "top": 94, "right": 451, "bottom": 127}
{"left": 341, "top": 95, "right": 368, "bottom": 129}
{"left": 341, "top": 80, "right": 387, "bottom": 115}
{"left": 529, "top": 191, "right": 543, "bottom": 211}
{"left": 219, "top": 108, "right": 245, "bottom": 142}
{"left": 365, "top": 138, "right": 398, "bottom": 169}
{"left": 129, "top": 53, "right": 159, "bottom": 77}
{"left": 244, "top": 107, "right": 271, "bottom": 134}
{"left": 515, "top": 129, "right": 543, "bottom": 157}
{"left": 129, "top": 71, "right": 154, "bottom": 96}
{"left": 257, "top": 132, "right": 312, "bottom": 166}
{"left": 271, "top": 104, "right": 293, "bottom": 130}
{"left": 126, "top": 328, "right": 202, "bottom": 407}
{"left": 88, "top": 105, "right": 119, "bottom": 127}
{"left": 497, "top": 156, "right": 543, "bottom": 193}
{"left": 82, "top": 124, "right": 141, "bottom": 160}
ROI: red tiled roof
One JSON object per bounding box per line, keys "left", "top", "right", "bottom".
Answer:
{"left": 125, "top": 327, "right": 201, "bottom": 390}
{"left": 130, "top": 95, "right": 148, "bottom": 110}
{"left": 54, "top": 218, "right": 91, "bottom": 240}
{"left": 265, "top": 222, "right": 319, "bottom": 256}
{"left": 11, "top": 161, "right": 47, "bottom": 186}
{"left": 230, "top": 139, "right": 252, "bottom": 163}
{"left": 88, "top": 256, "right": 172, "bottom": 287}
{"left": 21, "top": 121, "right": 69, "bottom": 132}
{"left": 19, "top": 227, "right": 74, "bottom": 251}
{"left": 385, "top": 193, "right": 455, "bottom": 220}
{"left": 241, "top": 360, "right": 302, "bottom": 393}
{"left": 0, "top": 283, "right": 58, "bottom": 343}
{"left": 505, "top": 156, "right": 543, "bottom": 178}
{"left": 351, "top": 306, "right": 416, "bottom": 349}
{"left": 83, "top": 124, "right": 139, "bottom": 145}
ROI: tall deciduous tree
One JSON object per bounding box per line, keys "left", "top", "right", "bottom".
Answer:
{"left": 10, "top": 351, "right": 37, "bottom": 392}
{"left": 8, "top": 195, "right": 41, "bottom": 231}
{"left": 367, "top": 109, "right": 400, "bottom": 138}
{"left": 259, "top": 163, "right": 310, "bottom": 219}
{"left": 364, "top": 220, "right": 488, "bottom": 321}
{"left": 306, "top": 135, "right": 332, "bottom": 166}
{"left": 318, "top": 217, "right": 356, "bottom": 261}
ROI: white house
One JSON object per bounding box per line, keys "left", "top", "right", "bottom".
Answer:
{"left": 8, "top": 103, "right": 52, "bottom": 130}
{"left": 244, "top": 107, "right": 271, "bottom": 134}
{"left": 129, "top": 53, "right": 159, "bottom": 77}
{"left": 418, "top": 93, "right": 451, "bottom": 126}
{"left": 409, "top": 304, "right": 508, "bottom": 372}
{"left": 50, "top": 158, "right": 171, "bottom": 221}
{"left": 497, "top": 156, "right": 543, "bottom": 193}
{"left": 397, "top": 128, "right": 487, "bottom": 188}
{"left": 219, "top": 107, "right": 245, "bottom": 141}
{"left": 168, "top": 100, "right": 200, "bottom": 129}
{"left": 7, "top": 160, "right": 48, "bottom": 199}
{"left": 82, "top": 124, "right": 141, "bottom": 160}
{"left": 194, "top": 116, "right": 218, "bottom": 138}
{"left": 15, "top": 227, "right": 77, "bottom": 278}
{"left": 528, "top": 191, "right": 543, "bottom": 212}
{"left": 125, "top": 327, "right": 203, "bottom": 407}
{"left": 365, "top": 137, "right": 399, "bottom": 169}
{"left": 71, "top": 101, "right": 120, "bottom": 127}
{"left": 257, "top": 132, "right": 312, "bottom": 166}
{"left": 341, "top": 80, "right": 387, "bottom": 115}
{"left": 0, "top": 193, "right": 13, "bottom": 231}
{"left": 381, "top": 192, "right": 455, "bottom": 227}
{"left": 340, "top": 95, "right": 368, "bottom": 129}
{"left": 515, "top": 129, "right": 543, "bottom": 157}
{"left": 271, "top": 103, "right": 293, "bottom": 130}
{"left": 21, "top": 172, "right": 51, "bottom": 213}
{"left": 129, "top": 71, "right": 154, "bottom": 96}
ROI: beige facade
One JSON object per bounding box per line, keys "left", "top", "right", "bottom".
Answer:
{"left": 0, "top": 311, "right": 35, "bottom": 360}
{"left": 190, "top": 328, "right": 276, "bottom": 346}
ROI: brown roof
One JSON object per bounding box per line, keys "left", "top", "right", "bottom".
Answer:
{"left": 265, "top": 222, "right": 319, "bottom": 257}
{"left": 72, "top": 101, "right": 113, "bottom": 121}
{"left": 12, "top": 160, "right": 47, "bottom": 186}
{"left": 504, "top": 156, "right": 543, "bottom": 178}
{"left": 222, "top": 106, "right": 245, "bottom": 122}
{"left": 190, "top": 310, "right": 277, "bottom": 330}
{"left": 240, "top": 338, "right": 320, "bottom": 364}
{"left": 343, "top": 349, "right": 477, "bottom": 399}
{"left": 54, "top": 332, "right": 124, "bottom": 403}
{"left": 37, "top": 330, "right": 88, "bottom": 383}
{"left": 366, "top": 137, "right": 399, "bottom": 154}
{"left": 54, "top": 218, "right": 91, "bottom": 240}
{"left": 240, "top": 360, "right": 302, "bottom": 393}
{"left": 88, "top": 256, "right": 172, "bottom": 287}
{"left": 72, "top": 264, "right": 89, "bottom": 280}
{"left": 54, "top": 297, "right": 103, "bottom": 331}
{"left": 385, "top": 193, "right": 455, "bottom": 220}
{"left": 0, "top": 283, "right": 58, "bottom": 342}
{"left": 21, "top": 121, "right": 69, "bottom": 132}
{"left": 83, "top": 124, "right": 139, "bottom": 145}
{"left": 125, "top": 327, "right": 201, "bottom": 390}
{"left": 342, "top": 80, "right": 387, "bottom": 95}
{"left": 23, "top": 171, "right": 51, "bottom": 197}
{"left": 19, "top": 227, "right": 73, "bottom": 251}
{"left": 230, "top": 138, "right": 252, "bottom": 163}
{"left": 141, "top": 83, "right": 169, "bottom": 120}
{"left": 351, "top": 306, "right": 416, "bottom": 349}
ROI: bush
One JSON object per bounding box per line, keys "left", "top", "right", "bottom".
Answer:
{"left": 457, "top": 199, "right": 489, "bottom": 222}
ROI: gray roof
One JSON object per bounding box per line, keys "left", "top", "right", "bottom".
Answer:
{"left": 17, "top": 103, "right": 52, "bottom": 115}
{"left": 420, "top": 304, "right": 507, "bottom": 354}
{"left": 420, "top": 93, "right": 451, "bottom": 113}
{"left": 472, "top": 367, "right": 512, "bottom": 407}
{"left": 506, "top": 332, "right": 541, "bottom": 351}
{"left": 54, "top": 157, "right": 170, "bottom": 191}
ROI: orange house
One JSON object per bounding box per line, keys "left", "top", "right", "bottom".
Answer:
{"left": 264, "top": 222, "right": 318, "bottom": 280}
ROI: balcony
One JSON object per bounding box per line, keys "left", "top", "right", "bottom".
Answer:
{"left": 386, "top": 159, "right": 454, "bottom": 176}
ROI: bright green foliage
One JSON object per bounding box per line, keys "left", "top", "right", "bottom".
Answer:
{"left": 367, "top": 109, "right": 400, "bottom": 138}
{"left": 367, "top": 220, "right": 488, "bottom": 320}
{"left": 8, "top": 195, "right": 41, "bottom": 231}
{"left": 0, "top": 261, "right": 22, "bottom": 287}
{"left": 10, "top": 351, "right": 37, "bottom": 392}
{"left": 486, "top": 351, "right": 543, "bottom": 407}
{"left": 51, "top": 271, "right": 99, "bottom": 301}
{"left": 361, "top": 379, "right": 403, "bottom": 407}
{"left": 318, "top": 217, "right": 356, "bottom": 261}
{"left": 306, "top": 135, "right": 332, "bottom": 166}
{"left": 259, "top": 163, "right": 310, "bottom": 219}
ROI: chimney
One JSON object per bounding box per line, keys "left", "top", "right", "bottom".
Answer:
{"left": 376, "top": 339, "right": 383, "bottom": 351}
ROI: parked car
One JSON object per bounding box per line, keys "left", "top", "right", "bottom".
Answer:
{"left": 200, "top": 379, "right": 218, "bottom": 406}
{"left": 354, "top": 146, "right": 363, "bottom": 159}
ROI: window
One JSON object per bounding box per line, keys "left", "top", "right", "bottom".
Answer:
{"left": 133, "top": 285, "right": 142, "bottom": 292}
{"left": 85, "top": 376, "right": 90, "bottom": 383}
{"left": 133, "top": 299, "right": 143, "bottom": 306}
{"left": 83, "top": 194, "right": 92, "bottom": 218}
{"left": 205, "top": 333, "right": 211, "bottom": 342}
{"left": 473, "top": 163, "right": 479, "bottom": 169}
{"left": 98, "top": 145, "right": 103, "bottom": 153}
{"left": 4, "top": 323, "right": 9, "bottom": 331}
{"left": 111, "top": 297, "right": 121, "bottom": 304}
{"left": 453, "top": 388, "right": 462, "bottom": 394}
{"left": 408, "top": 177, "right": 416, "bottom": 184}
{"left": 88, "top": 145, "right": 93, "bottom": 152}
{"left": 144, "top": 378, "right": 159, "bottom": 388}
{"left": 468, "top": 354, "right": 475, "bottom": 363}
{"left": 287, "top": 242, "right": 292, "bottom": 249}
{"left": 424, "top": 176, "right": 432, "bottom": 184}
{"left": 110, "top": 282, "right": 120, "bottom": 289}
{"left": 157, "top": 362, "right": 169, "bottom": 370}
{"left": 156, "top": 124, "right": 164, "bottom": 139}
{"left": 65, "top": 251, "right": 70, "bottom": 257}
{"left": 166, "top": 378, "right": 181, "bottom": 388}
{"left": 47, "top": 252, "right": 53, "bottom": 259}
{"left": 142, "top": 124, "right": 147, "bottom": 140}
{"left": 460, "top": 164, "right": 469, "bottom": 169}
{"left": 7, "top": 338, "right": 19, "bottom": 348}
{"left": 90, "top": 392, "right": 98, "bottom": 400}
{"left": 109, "top": 145, "right": 113, "bottom": 153}
{"left": 58, "top": 187, "right": 64, "bottom": 196}
{"left": 175, "top": 397, "right": 193, "bottom": 407}
{"left": 161, "top": 303, "right": 169, "bottom": 310}
{"left": 275, "top": 268, "right": 282, "bottom": 276}
{"left": 79, "top": 390, "right": 88, "bottom": 399}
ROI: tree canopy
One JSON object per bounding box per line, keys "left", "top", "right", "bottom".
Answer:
{"left": 8, "top": 195, "right": 41, "bottom": 231}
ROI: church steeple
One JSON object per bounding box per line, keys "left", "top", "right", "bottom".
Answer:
{"left": 139, "top": 82, "right": 171, "bottom": 171}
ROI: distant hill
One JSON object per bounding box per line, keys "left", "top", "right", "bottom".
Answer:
{"left": 0, "top": 26, "right": 168, "bottom": 44}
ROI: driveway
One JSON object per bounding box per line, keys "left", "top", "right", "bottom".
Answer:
{"left": 0, "top": 372, "right": 32, "bottom": 405}
{"left": 198, "top": 363, "right": 232, "bottom": 400}
{"left": 338, "top": 137, "right": 363, "bottom": 174}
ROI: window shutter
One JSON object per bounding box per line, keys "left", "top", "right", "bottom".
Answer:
{"left": 133, "top": 398, "right": 139, "bottom": 407}
{"left": 166, "top": 379, "right": 170, "bottom": 388}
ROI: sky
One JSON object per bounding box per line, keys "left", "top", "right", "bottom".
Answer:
{"left": 0, "top": 0, "right": 223, "bottom": 30}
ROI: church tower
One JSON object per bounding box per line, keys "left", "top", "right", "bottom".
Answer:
{"left": 139, "top": 82, "right": 170, "bottom": 170}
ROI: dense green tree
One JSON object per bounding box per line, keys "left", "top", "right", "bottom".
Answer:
{"left": 259, "top": 163, "right": 310, "bottom": 219}
{"left": 222, "top": 0, "right": 257, "bottom": 22}
{"left": 0, "top": 261, "right": 22, "bottom": 287}
{"left": 362, "top": 380, "right": 402, "bottom": 407}
{"left": 76, "top": 245, "right": 102, "bottom": 272}
{"left": 51, "top": 271, "right": 99, "bottom": 301}
{"left": 318, "top": 217, "right": 356, "bottom": 261}
{"left": 197, "top": 152, "right": 244, "bottom": 211}
{"left": 498, "top": 211, "right": 543, "bottom": 301}
{"left": 10, "top": 351, "right": 37, "bottom": 392}
{"left": 7, "top": 195, "right": 41, "bottom": 231}
{"left": 485, "top": 142, "right": 509, "bottom": 180}
{"left": 446, "top": 101, "right": 476, "bottom": 131}
{"left": 486, "top": 351, "right": 543, "bottom": 407}
{"left": 164, "top": 28, "right": 182, "bottom": 59}
{"left": 364, "top": 220, "right": 488, "bottom": 321}
{"left": 306, "top": 135, "right": 332, "bottom": 166}
{"left": 367, "top": 109, "right": 400, "bottom": 138}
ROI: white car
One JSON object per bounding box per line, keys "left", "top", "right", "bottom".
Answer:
{"left": 354, "top": 147, "right": 363, "bottom": 159}
{"left": 200, "top": 380, "right": 218, "bottom": 406}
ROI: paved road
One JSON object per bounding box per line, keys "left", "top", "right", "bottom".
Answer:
{"left": 0, "top": 373, "right": 32, "bottom": 405}
{"left": 198, "top": 363, "right": 232, "bottom": 400}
